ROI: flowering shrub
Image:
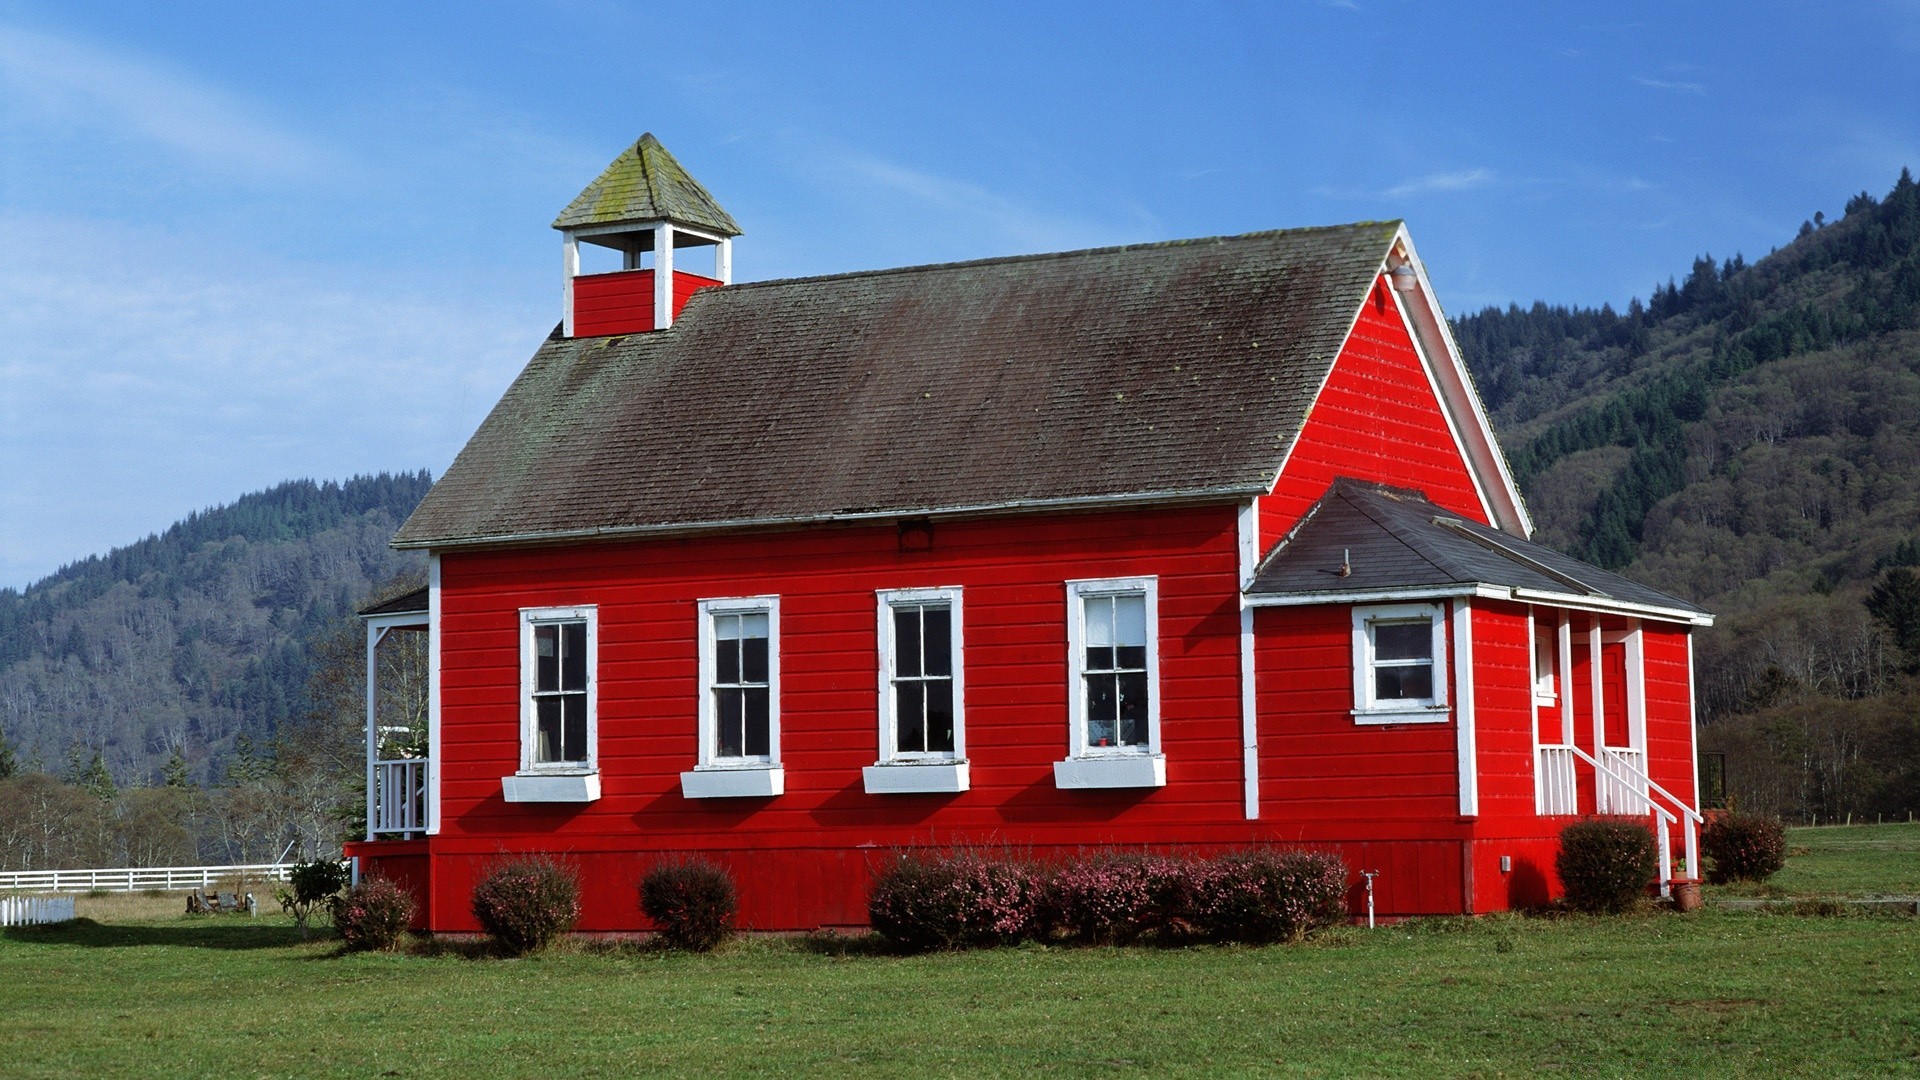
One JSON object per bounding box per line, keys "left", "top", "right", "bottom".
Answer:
{"left": 640, "top": 860, "right": 738, "bottom": 951}
{"left": 1556, "top": 818, "right": 1656, "bottom": 913}
{"left": 1188, "top": 848, "right": 1348, "bottom": 943}
{"left": 471, "top": 855, "right": 580, "bottom": 955}
{"left": 867, "top": 850, "right": 1042, "bottom": 951}
{"left": 1046, "top": 853, "right": 1194, "bottom": 944}
{"left": 1701, "top": 812, "right": 1788, "bottom": 884}
{"left": 330, "top": 876, "right": 415, "bottom": 952}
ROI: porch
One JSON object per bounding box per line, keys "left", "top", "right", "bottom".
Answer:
{"left": 361, "top": 586, "right": 431, "bottom": 840}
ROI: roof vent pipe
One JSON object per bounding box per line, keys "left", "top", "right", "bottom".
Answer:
{"left": 1388, "top": 264, "right": 1419, "bottom": 292}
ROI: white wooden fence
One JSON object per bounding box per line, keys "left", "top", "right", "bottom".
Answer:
{"left": 1, "top": 895, "right": 76, "bottom": 926}
{"left": 0, "top": 863, "right": 295, "bottom": 894}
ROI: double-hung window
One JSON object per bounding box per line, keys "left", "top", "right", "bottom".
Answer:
{"left": 682, "top": 596, "right": 783, "bottom": 799}
{"left": 1351, "top": 602, "right": 1449, "bottom": 723}
{"left": 865, "top": 588, "right": 968, "bottom": 793}
{"left": 503, "top": 606, "right": 601, "bottom": 803}
{"left": 1054, "top": 577, "right": 1165, "bottom": 789}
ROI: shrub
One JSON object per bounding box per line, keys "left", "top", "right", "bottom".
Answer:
{"left": 1046, "top": 853, "right": 1194, "bottom": 944}
{"left": 640, "top": 860, "right": 737, "bottom": 951}
{"left": 1556, "top": 818, "right": 1657, "bottom": 913}
{"left": 1701, "top": 812, "right": 1788, "bottom": 884}
{"left": 868, "top": 850, "right": 1042, "bottom": 951}
{"left": 471, "top": 855, "right": 580, "bottom": 955}
{"left": 1189, "top": 848, "right": 1348, "bottom": 943}
{"left": 278, "top": 859, "right": 350, "bottom": 937}
{"left": 330, "top": 877, "right": 416, "bottom": 952}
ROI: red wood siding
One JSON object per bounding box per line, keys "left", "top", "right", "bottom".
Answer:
{"left": 427, "top": 505, "right": 1254, "bottom": 932}
{"left": 572, "top": 269, "right": 723, "bottom": 336}
{"left": 1260, "top": 277, "right": 1488, "bottom": 549}
{"left": 1642, "top": 624, "right": 1700, "bottom": 859}
{"left": 1251, "top": 602, "right": 1467, "bottom": 915}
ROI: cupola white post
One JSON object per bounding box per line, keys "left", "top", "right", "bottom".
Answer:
{"left": 561, "top": 230, "right": 580, "bottom": 338}
{"left": 716, "top": 236, "right": 733, "bottom": 285}
{"left": 654, "top": 223, "right": 676, "bottom": 330}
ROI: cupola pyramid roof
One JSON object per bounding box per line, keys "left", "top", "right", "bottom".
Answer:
{"left": 551, "top": 133, "right": 742, "bottom": 236}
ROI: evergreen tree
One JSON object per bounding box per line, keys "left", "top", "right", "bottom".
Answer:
{"left": 162, "top": 749, "right": 190, "bottom": 788}
{"left": 1866, "top": 568, "right": 1920, "bottom": 672}
{"left": 77, "top": 751, "right": 117, "bottom": 803}
{"left": 0, "top": 724, "right": 16, "bottom": 780}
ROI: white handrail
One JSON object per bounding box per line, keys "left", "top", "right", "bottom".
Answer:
{"left": 1592, "top": 748, "right": 1704, "bottom": 824}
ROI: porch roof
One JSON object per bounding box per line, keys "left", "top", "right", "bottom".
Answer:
{"left": 1247, "top": 479, "right": 1710, "bottom": 622}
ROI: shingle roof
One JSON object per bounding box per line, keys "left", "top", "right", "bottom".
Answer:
{"left": 358, "top": 585, "right": 428, "bottom": 617}
{"left": 1248, "top": 479, "right": 1708, "bottom": 617}
{"left": 551, "top": 133, "right": 742, "bottom": 236}
{"left": 394, "top": 222, "right": 1401, "bottom": 550}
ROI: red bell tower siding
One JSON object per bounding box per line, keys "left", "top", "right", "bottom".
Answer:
{"left": 571, "top": 269, "right": 724, "bottom": 336}
{"left": 1262, "top": 277, "right": 1488, "bottom": 549}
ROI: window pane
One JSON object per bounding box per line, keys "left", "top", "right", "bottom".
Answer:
{"left": 717, "top": 688, "right": 743, "bottom": 757}
{"left": 740, "top": 612, "right": 769, "bottom": 639}
{"left": 922, "top": 607, "right": 951, "bottom": 677}
{"left": 896, "top": 682, "right": 926, "bottom": 752}
{"left": 1374, "top": 621, "right": 1432, "bottom": 662}
{"left": 894, "top": 608, "right": 922, "bottom": 678}
{"left": 714, "top": 613, "right": 741, "bottom": 640}
{"left": 741, "top": 635, "right": 768, "bottom": 685}
{"left": 1377, "top": 663, "right": 1434, "bottom": 701}
{"left": 1115, "top": 645, "right": 1147, "bottom": 672}
{"left": 535, "top": 624, "right": 559, "bottom": 692}
{"left": 1118, "top": 671, "right": 1149, "bottom": 745}
{"left": 1084, "top": 595, "right": 1114, "bottom": 648}
{"left": 562, "top": 694, "right": 587, "bottom": 761}
{"left": 1086, "top": 645, "right": 1116, "bottom": 673}
{"left": 744, "top": 688, "right": 770, "bottom": 757}
{"left": 1114, "top": 593, "right": 1146, "bottom": 646}
{"left": 561, "top": 622, "right": 587, "bottom": 691}
{"left": 716, "top": 636, "right": 740, "bottom": 684}
{"left": 927, "top": 680, "right": 954, "bottom": 752}
{"left": 1087, "top": 672, "right": 1119, "bottom": 746}
{"left": 536, "top": 697, "right": 562, "bottom": 762}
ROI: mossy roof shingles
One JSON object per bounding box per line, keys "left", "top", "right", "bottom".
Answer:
{"left": 395, "top": 222, "right": 1401, "bottom": 550}
{"left": 551, "top": 133, "right": 742, "bottom": 236}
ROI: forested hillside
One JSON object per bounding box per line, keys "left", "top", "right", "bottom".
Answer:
{"left": 0, "top": 473, "right": 431, "bottom": 788}
{"left": 1453, "top": 169, "right": 1920, "bottom": 822}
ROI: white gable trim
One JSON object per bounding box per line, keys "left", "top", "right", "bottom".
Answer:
{"left": 1385, "top": 225, "right": 1534, "bottom": 537}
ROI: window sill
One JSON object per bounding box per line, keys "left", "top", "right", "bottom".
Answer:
{"left": 863, "top": 760, "right": 969, "bottom": 794}
{"left": 1053, "top": 753, "right": 1165, "bottom": 789}
{"left": 680, "top": 764, "right": 784, "bottom": 799}
{"left": 501, "top": 771, "right": 601, "bottom": 803}
{"left": 1351, "top": 706, "right": 1450, "bottom": 726}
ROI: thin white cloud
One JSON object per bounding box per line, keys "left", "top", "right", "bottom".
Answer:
{"left": 1385, "top": 168, "right": 1495, "bottom": 198}
{"left": 1632, "top": 75, "right": 1707, "bottom": 95}
{"left": 0, "top": 22, "right": 332, "bottom": 180}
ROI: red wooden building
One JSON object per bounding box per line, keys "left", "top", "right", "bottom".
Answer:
{"left": 348, "top": 134, "right": 1712, "bottom": 931}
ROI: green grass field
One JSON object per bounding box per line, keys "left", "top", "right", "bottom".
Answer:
{"left": 3, "top": 825, "right": 1917, "bottom": 1078}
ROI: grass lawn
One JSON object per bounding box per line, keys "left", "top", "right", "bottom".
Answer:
{"left": 1, "top": 827, "right": 1915, "bottom": 1079}
{"left": 1714, "top": 820, "right": 1920, "bottom": 898}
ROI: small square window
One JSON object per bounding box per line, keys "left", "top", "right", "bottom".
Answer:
{"left": 1351, "top": 603, "right": 1448, "bottom": 723}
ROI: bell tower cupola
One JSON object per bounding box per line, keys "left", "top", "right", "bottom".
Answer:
{"left": 553, "top": 133, "right": 741, "bottom": 336}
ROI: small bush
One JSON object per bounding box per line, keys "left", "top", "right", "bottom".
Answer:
{"left": 1557, "top": 818, "right": 1657, "bottom": 913}
{"left": 278, "top": 859, "right": 350, "bottom": 936}
{"left": 1189, "top": 848, "right": 1348, "bottom": 943}
{"left": 868, "top": 850, "right": 1041, "bottom": 951}
{"left": 1046, "top": 853, "right": 1194, "bottom": 944}
{"left": 471, "top": 855, "right": 580, "bottom": 955}
{"left": 1702, "top": 812, "right": 1788, "bottom": 884}
{"left": 640, "top": 860, "right": 737, "bottom": 951}
{"left": 330, "top": 877, "right": 416, "bottom": 951}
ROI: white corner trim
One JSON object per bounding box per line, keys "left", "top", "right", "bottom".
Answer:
{"left": 863, "top": 761, "right": 969, "bottom": 794}
{"left": 680, "top": 764, "right": 784, "bottom": 800}
{"left": 1239, "top": 498, "right": 1260, "bottom": 821}
{"left": 1053, "top": 753, "right": 1166, "bottom": 789}
{"left": 1453, "top": 599, "right": 1478, "bottom": 817}
{"left": 502, "top": 772, "right": 601, "bottom": 803}
{"left": 426, "top": 554, "right": 442, "bottom": 835}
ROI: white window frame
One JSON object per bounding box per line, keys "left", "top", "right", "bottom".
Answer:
{"left": 682, "top": 596, "right": 783, "bottom": 799}
{"left": 865, "top": 588, "right": 970, "bottom": 795}
{"left": 1351, "top": 602, "right": 1449, "bottom": 724}
{"left": 1055, "top": 577, "right": 1165, "bottom": 789}
{"left": 502, "top": 605, "right": 602, "bottom": 803}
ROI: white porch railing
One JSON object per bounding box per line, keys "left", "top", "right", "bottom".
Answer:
{"left": 1537, "top": 745, "right": 1579, "bottom": 815}
{"left": 371, "top": 759, "right": 428, "bottom": 836}
{"left": 1, "top": 895, "right": 76, "bottom": 926}
{"left": 1567, "top": 745, "right": 1701, "bottom": 895}
{"left": 0, "top": 863, "right": 294, "bottom": 894}
{"left": 1596, "top": 746, "right": 1650, "bottom": 815}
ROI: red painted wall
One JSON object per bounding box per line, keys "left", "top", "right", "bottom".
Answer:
{"left": 425, "top": 505, "right": 1254, "bottom": 932}
{"left": 1261, "top": 278, "right": 1489, "bottom": 550}
{"left": 572, "top": 269, "right": 722, "bottom": 336}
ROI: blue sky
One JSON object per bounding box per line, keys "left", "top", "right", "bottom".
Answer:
{"left": 2, "top": 1, "right": 1917, "bottom": 589}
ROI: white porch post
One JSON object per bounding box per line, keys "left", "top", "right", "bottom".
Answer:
{"left": 365, "top": 624, "right": 384, "bottom": 842}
